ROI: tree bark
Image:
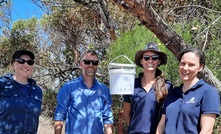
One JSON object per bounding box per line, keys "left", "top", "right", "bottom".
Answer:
{"left": 110, "top": 0, "right": 221, "bottom": 92}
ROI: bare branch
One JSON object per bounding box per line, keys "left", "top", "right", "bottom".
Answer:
{"left": 165, "top": 5, "right": 221, "bottom": 17}
{"left": 191, "top": 15, "right": 221, "bottom": 44}
{"left": 109, "top": 0, "right": 221, "bottom": 91}
{"left": 202, "top": 29, "right": 209, "bottom": 51}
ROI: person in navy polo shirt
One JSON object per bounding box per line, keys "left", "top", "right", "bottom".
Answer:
{"left": 123, "top": 42, "right": 173, "bottom": 134}
{"left": 0, "top": 50, "right": 42, "bottom": 134}
{"left": 157, "top": 47, "right": 220, "bottom": 134}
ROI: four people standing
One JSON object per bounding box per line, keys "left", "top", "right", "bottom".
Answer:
{"left": 54, "top": 50, "right": 113, "bottom": 134}
{"left": 0, "top": 50, "right": 42, "bottom": 133}
{"left": 123, "top": 42, "right": 173, "bottom": 134}
{"left": 157, "top": 47, "right": 220, "bottom": 134}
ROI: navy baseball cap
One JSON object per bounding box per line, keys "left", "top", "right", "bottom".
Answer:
{"left": 11, "top": 50, "right": 35, "bottom": 64}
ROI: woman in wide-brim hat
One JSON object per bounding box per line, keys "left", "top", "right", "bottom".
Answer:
{"left": 123, "top": 42, "right": 173, "bottom": 134}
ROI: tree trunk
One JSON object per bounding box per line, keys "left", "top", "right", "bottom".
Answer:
{"left": 110, "top": 0, "right": 221, "bottom": 92}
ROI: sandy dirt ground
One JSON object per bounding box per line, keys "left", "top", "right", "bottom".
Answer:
{"left": 38, "top": 115, "right": 65, "bottom": 134}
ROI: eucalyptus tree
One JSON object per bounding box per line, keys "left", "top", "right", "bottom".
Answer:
{"left": 0, "top": 0, "right": 12, "bottom": 71}
{"left": 109, "top": 0, "right": 221, "bottom": 90}
{"left": 0, "top": 0, "right": 11, "bottom": 36}
{"left": 29, "top": 0, "right": 221, "bottom": 90}
{"left": 29, "top": 0, "right": 139, "bottom": 89}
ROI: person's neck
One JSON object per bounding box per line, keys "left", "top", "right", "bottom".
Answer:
{"left": 141, "top": 72, "right": 156, "bottom": 92}
{"left": 141, "top": 72, "right": 156, "bottom": 88}
{"left": 143, "top": 71, "right": 156, "bottom": 83}
{"left": 182, "top": 78, "right": 199, "bottom": 93}
{"left": 13, "top": 75, "right": 28, "bottom": 84}
{"left": 83, "top": 75, "right": 95, "bottom": 89}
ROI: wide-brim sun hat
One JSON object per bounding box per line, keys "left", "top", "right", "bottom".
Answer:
{"left": 135, "top": 42, "right": 167, "bottom": 68}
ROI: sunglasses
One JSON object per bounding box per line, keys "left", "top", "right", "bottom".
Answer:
{"left": 143, "top": 55, "right": 159, "bottom": 61}
{"left": 15, "top": 58, "right": 35, "bottom": 66}
{"left": 82, "top": 59, "right": 99, "bottom": 66}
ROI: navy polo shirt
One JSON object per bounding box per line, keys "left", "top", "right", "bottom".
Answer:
{"left": 163, "top": 79, "right": 220, "bottom": 134}
{"left": 0, "top": 74, "right": 42, "bottom": 134}
{"left": 124, "top": 74, "right": 172, "bottom": 134}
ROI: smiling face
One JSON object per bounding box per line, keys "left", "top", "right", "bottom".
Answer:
{"left": 80, "top": 52, "right": 98, "bottom": 77}
{"left": 12, "top": 54, "right": 34, "bottom": 79}
{"left": 179, "top": 52, "right": 203, "bottom": 83}
{"left": 140, "top": 51, "right": 161, "bottom": 72}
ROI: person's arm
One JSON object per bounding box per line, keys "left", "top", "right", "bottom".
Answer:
{"left": 156, "top": 114, "right": 166, "bottom": 134}
{"left": 54, "top": 84, "right": 70, "bottom": 134}
{"left": 54, "top": 121, "right": 64, "bottom": 134}
{"left": 199, "top": 114, "right": 216, "bottom": 134}
{"left": 104, "top": 124, "right": 113, "bottom": 134}
{"left": 123, "top": 102, "right": 131, "bottom": 126}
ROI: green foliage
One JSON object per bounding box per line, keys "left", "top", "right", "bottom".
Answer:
{"left": 205, "top": 43, "right": 221, "bottom": 79}
{"left": 0, "top": 0, "right": 11, "bottom": 34}
{"left": 170, "top": 7, "right": 221, "bottom": 81}
{"left": 10, "top": 18, "right": 38, "bottom": 46}
{"left": 106, "top": 25, "right": 180, "bottom": 133}
{"left": 0, "top": 18, "right": 40, "bottom": 69}
{"left": 106, "top": 25, "right": 180, "bottom": 85}
{"left": 42, "top": 90, "right": 57, "bottom": 117}
{"left": 106, "top": 22, "right": 221, "bottom": 133}
{"left": 1, "top": 0, "right": 220, "bottom": 132}
{"left": 214, "top": 106, "right": 221, "bottom": 134}
{"left": 158, "top": 45, "right": 181, "bottom": 86}
{"left": 107, "top": 25, "right": 157, "bottom": 74}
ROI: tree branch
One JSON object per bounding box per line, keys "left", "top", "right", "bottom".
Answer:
{"left": 191, "top": 15, "right": 221, "bottom": 44}
{"left": 110, "top": 0, "right": 221, "bottom": 91}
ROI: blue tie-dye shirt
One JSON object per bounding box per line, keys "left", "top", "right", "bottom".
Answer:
{"left": 54, "top": 75, "right": 113, "bottom": 134}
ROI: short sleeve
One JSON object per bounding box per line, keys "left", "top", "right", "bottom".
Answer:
{"left": 201, "top": 86, "right": 220, "bottom": 116}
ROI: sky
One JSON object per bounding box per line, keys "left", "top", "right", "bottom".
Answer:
{"left": 11, "top": 0, "right": 43, "bottom": 21}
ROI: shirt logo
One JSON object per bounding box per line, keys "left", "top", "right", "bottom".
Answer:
{"left": 186, "top": 97, "right": 195, "bottom": 103}
{"left": 98, "top": 89, "right": 102, "bottom": 96}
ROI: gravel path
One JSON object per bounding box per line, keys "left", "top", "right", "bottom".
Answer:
{"left": 38, "top": 115, "right": 65, "bottom": 134}
{"left": 38, "top": 116, "right": 54, "bottom": 134}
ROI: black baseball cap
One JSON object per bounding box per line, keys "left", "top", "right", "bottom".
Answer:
{"left": 11, "top": 50, "right": 35, "bottom": 64}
